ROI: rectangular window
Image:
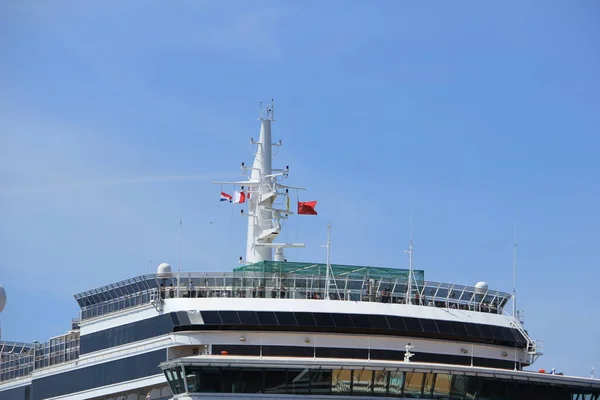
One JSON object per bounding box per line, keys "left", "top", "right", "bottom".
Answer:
{"left": 352, "top": 370, "right": 373, "bottom": 394}
{"left": 310, "top": 369, "right": 333, "bottom": 394}
{"left": 404, "top": 372, "right": 425, "bottom": 397}
{"left": 373, "top": 370, "right": 389, "bottom": 395}
{"left": 256, "top": 311, "right": 279, "bottom": 325}
{"left": 433, "top": 373, "right": 452, "bottom": 397}
{"left": 388, "top": 371, "right": 404, "bottom": 395}
{"left": 238, "top": 311, "right": 260, "bottom": 325}
{"left": 331, "top": 369, "right": 352, "bottom": 394}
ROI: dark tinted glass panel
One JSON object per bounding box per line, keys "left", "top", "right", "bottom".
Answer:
{"left": 386, "top": 316, "right": 407, "bottom": 331}
{"left": 420, "top": 319, "right": 439, "bottom": 334}
{"left": 501, "top": 327, "right": 516, "bottom": 342}
{"left": 185, "top": 366, "right": 221, "bottom": 393}
{"left": 170, "top": 313, "right": 181, "bottom": 325}
{"left": 264, "top": 369, "right": 288, "bottom": 394}
{"left": 350, "top": 314, "right": 371, "bottom": 328}
{"left": 294, "top": 312, "right": 317, "bottom": 326}
{"left": 219, "top": 311, "right": 241, "bottom": 325}
{"left": 32, "top": 350, "right": 165, "bottom": 399}
{"left": 436, "top": 320, "right": 455, "bottom": 335}
{"left": 313, "top": 313, "right": 335, "bottom": 327}
{"left": 512, "top": 330, "right": 527, "bottom": 345}
{"left": 176, "top": 311, "right": 191, "bottom": 325}
{"left": 465, "top": 323, "right": 481, "bottom": 337}
{"left": 331, "top": 313, "right": 354, "bottom": 328}
{"left": 238, "top": 311, "right": 260, "bottom": 325}
{"left": 452, "top": 322, "right": 468, "bottom": 337}
{"left": 403, "top": 317, "right": 423, "bottom": 332}
{"left": 275, "top": 312, "right": 298, "bottom": 326}
{"left": 80, "top": 313, "right": 174, "bottom": 354}
{"left": 202, "top": 311, "right": 222, "bottom": 325}
{"left": 478, "top": 324, "right": 493, "bottom": 339}
{"left": 368, "top": 315, "right": 390, "bottom": 329}
{"left": 256, "top": 311, "right": 279, "bottom": 325}
{"left": 310, "top": 369, "right": 333, "bottom": 394}
{"left": 489, "top": 326, "right": 504, "bottom": 341}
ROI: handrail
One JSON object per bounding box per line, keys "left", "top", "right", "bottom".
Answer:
{"left": 77, "top": 272, "right": 509, "bottom": 321}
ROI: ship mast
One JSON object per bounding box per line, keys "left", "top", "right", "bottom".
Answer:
{"left": 214, "top": 100, "right": 305, "bottom": 264}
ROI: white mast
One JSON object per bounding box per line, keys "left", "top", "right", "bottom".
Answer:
{"left": 213, "top": 100, "right": 305, "bottom": 264}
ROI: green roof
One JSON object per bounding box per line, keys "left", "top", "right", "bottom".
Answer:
{"left": 233, "top": 261, "right": 424, "bottom": 283}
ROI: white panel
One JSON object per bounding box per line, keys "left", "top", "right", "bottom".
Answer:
{"left": 163, "top": 297, "right": 517, "bottom": 328}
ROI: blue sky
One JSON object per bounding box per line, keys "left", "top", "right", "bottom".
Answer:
{"left": 1, "top": 1, "right": 598, "bottom": 378}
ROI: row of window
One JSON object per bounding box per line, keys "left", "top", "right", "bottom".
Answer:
{"left": 164, "top": 365, "right": 599, "bottom": 400}
{"left": 77, "top": 309, "right": 528, "bottom": 360}
{"left": 192, "top": 310, "right": 528, "bottom": 348}
{"left": 80, "top": 313, "right": 174, "bottom": 354}
{"left": 211, "top": 345, "right": 519, "bottom": 370}
{"left": 30, "top": 350, "right": 165, "bottom": 400}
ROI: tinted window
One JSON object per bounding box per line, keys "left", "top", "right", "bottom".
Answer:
{"left": 465, "top": 323, "right": 481, "bottom": 337}
{"left": 275, "top": 312, "right": 298, "bottom": 326}
{"left": 294, "top": 312, "right": 317, "bottom": 326}
{"left": 489, "top": 326, "right": 504, "bottom": 341}
{"left": 420, "top": 319, "right": 439, "bottom": 334}
{"left": 218, "top": 311, "right": 241, "bottom": 325}
{"left": 332, "top": 313, "right": 354, "bottom": 328}
{"left": 452, "top": 322, "right": 468, "bottom": 337}
{"left": 403, "top": 318, "right": 423, "bottom": 332}
{"left": 368, "top": 315, "right": 390, "bottom": 330}
{"left": 256, "top": 311, "right": 279, "bottom": 325}
{"left": 313, "top": 313, "right": 335, "bottom": 327}
{"left": 202, "top": 311, "right": 222, "bottom": 325}
{"left": 501, "top": 327, "right": 516, "bottom": 342}
{"left": 80, "top": 313, "right": 174, "bottom": 354}
{"left": 386, "top": 316, "right": 407, "bottom": 331}
{"left": 350, "top": 314, "right": 371, "bottom": 328}
{"left": 478, "top": 324, "right": 493, "bottom": 339}
{"left": 435, "top": 320, "right": 455, "bottom": 335}
{"left": 238, "top": 311, "right": 260, "bottom": 325}
{"left": 32, "top": 350, "right": 165, "bottom": 399}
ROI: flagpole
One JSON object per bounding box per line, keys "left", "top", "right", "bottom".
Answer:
{"left": 177, "top": 218, "right": 182, "bottom": 297}
{"left": 325, "top": 224, "right": 332, "bottom": 300}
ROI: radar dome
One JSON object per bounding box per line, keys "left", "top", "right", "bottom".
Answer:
{"left": 0, "top": 285, "right": 6, "bottom": 313}
{"left": 157, "top": 263, "right": 172, "bottom": 279}
{"left": 475, "top": 281, "right": 489, "bottom": 294}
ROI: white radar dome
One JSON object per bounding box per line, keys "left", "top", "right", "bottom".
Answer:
{"left": 475, "top": 281, "right": 489, "bottom": 293}
{"left": 157, "top": 263, "right": 172, "bottom": 279}
{"left": 0, "top": 285, "right": 6, "bottom": 313}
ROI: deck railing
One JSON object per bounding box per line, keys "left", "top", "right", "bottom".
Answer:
{"left": 79, "top": 272, "right": 510, "bottom": 321}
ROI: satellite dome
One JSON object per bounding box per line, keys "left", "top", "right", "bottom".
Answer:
{"left": 0, "top": 285, "right": 6, "bottom": 313}
{"left": 157, "top": 263, "right": 172, "bottom": 279}
{"left": 475, "top": 281, "right": 489, "bottom": 294}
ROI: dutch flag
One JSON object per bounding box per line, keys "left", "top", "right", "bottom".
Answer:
{"left": 220, "top": 192, "right": 232, "bottom": 202}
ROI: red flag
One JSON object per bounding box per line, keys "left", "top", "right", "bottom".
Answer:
{"left": 298, "top": 201, "right": 318, "bottom": 215}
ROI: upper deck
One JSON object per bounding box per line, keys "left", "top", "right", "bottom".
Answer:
{"left": 74, "top": 261, "right": 511, "bottom": 321}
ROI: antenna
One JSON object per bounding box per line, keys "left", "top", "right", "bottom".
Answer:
{"left": 177, "top": 218, "right": 182, "bottom": 297}
{"left": 178, "top": 218, "right": 182, "bottom": 273}
{"left": 512, "top": 219, "right": 517, "bottom": 318}
{"left": 404, "top": 207, "right": 415, "bottom": 304}
{"left": 325, "top": 224, "right": 332, "bottom": 300}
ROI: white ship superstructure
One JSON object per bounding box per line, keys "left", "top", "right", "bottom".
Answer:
{"left": 1, "top": 101, "right": 599, "bottom": 400}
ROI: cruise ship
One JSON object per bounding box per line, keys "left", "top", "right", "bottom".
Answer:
{"left": 1, "top": 101, "right": 599, "bottom": 400}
